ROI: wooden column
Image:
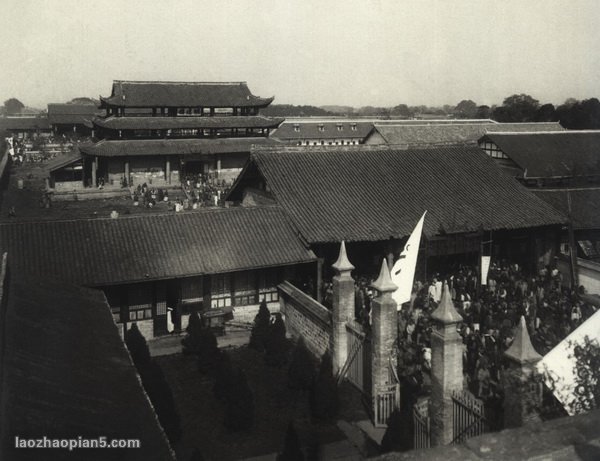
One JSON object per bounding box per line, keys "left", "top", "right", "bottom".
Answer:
{"left": 124, "top": 159, "right": 130, "bottom": 184}
{"left": 91, "top": 156, "right": 97, "bottom": 187}
{"left": 166, "top": 158, "right": 171, "bottom": 185}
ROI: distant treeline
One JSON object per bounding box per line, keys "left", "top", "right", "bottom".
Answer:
{"left": 261, "top": 94, "right": 600, "bottom": 130}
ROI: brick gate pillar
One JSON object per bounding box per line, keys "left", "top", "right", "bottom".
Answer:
{"left": 370, "top": 259, "right": 398, "bottom": 402}
{"left": 430, "top": 282, "right": 464, "bottom": 446}
{"left": 503, "top": 315, "right": 542, "bottom": 429}
{"left": 331, "top": 241, "right": 355, "bottom": 374}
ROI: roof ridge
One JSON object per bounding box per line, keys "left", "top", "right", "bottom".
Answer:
{"left": 113, "top": 80, "right": 248, "bottom": 85}
{"left": 487, "top": 130, "right": 597, "bottom": 135}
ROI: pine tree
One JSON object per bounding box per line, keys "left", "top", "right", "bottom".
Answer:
{"left": 224, "top": 368, "right": 254, "bottom": 432}
{"left": 125, "top": 323, "right": 152, "bottom": 367}
{"left": 265, "top": 313, "right": 288, "bottom": 367}
{"left": 213, "top": 350, "right": 234, "bottom": 401}
{"left": 310, "top": 351, "right": 338, "bottom": 421}
{"left": 277, "top": 421, "right": 304, "bottom": 461}
{"left": 249, "top": 299, "right": 271, "bottom": 352}
{"left": 181, "top": 312, "right": 204, "bottom": 355}
{"left": 288, "top": 336, "right": 315, "bottom": 390}
{"left": 197, "top": 326, "right": 220, "bottom": 374}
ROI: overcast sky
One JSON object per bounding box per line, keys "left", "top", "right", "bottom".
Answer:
{"left": 1, "top": 0, "right": 598, "bottom": 109}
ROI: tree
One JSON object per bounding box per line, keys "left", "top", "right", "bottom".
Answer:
{"left": 181, "top": 312, "right": 204, "bottom": 355}
{"left": 125, "top": 323, "right": 152, "bottom": 366}
{"left": 492, "top": 94, "right": 539, "bottom": 122}
{"left": 288, "top": 336, "right": 315, "bottom": 390}
{"left": 213, "top": 350, "right": 235, "bottom": 401}
{"left": 310, "top": 351, "right": 338, "bottom": 421}
{"left": 568, "top": 336, "right": 600, "bottom": 413}
{"left": 277, "top": 422, "right": 304, "bottom": 461}
{"left": 4, "top": 98, "right": 24, "bottom": 115}
{"left": 197, "top": 326, "right": 220, "bottom": 374}
{"left": 476, "top": 105, "right": 491, "bottom": 119}
{"left": 265, "top": 313, "right": 288, "bottom": 367}
{"left": 125, "top": 324, "right": 181, "bottom": 444}
{"left": 68, "top": 97, "right": 98, "bottom": 105}
{"left": 390, "top": 104, "right": 412, "bottom": 118}
{"left": 535, "top": 103, "right": 557, "bottom": 122}
{"left": 249, "top": 299, "right": 271, "bottom": 352}
{"left": 454, "top": 100, "right": 478, "bottom": 119}
{"left": 224, "top": 368, "right": 254, "bottom": 432}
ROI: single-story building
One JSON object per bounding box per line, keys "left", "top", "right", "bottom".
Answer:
{"left": 47, "top": 103, "right": 102, "bottom": 135}
{"left": 0, "top": 206, "right": 317, "bottom": 338}
{"left": 227, "top": 145, "right": 567, "bottom": 278}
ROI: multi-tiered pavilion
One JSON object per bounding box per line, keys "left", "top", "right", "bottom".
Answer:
{"left": 47, "top": 80, "right": 283, "bottom": 192}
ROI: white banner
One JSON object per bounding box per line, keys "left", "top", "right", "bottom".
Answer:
{"left": 391, "top": 211, "right": 427, "bottom": 309}
{"left": 481, "top": 255, "right": 491, "bottom": 286}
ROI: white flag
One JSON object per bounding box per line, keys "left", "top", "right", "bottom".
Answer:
{"left": 391, "top": 211, "right": 427, "bottom": 309}
{"left": 481, "top": 256, "right": 491, "bottom": 286}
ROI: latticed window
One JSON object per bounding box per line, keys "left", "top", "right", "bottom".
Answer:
{"left": 259, "top": 268, "right": 280, "bottom": 303}
{"left": 211, "top": 274, "right": 232, "bottom": 308}
{"left": 233, "top": 270, "right": 257, "bottom": 306}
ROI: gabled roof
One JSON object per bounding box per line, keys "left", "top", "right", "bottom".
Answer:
{"left": 0, "top": 206, "right": 315, "bottom": 286}
{"left": 45, "top": 148, "right": 83, "bottom": 172}
{"left": 371, "top": 122, "right": 564, "bottom": 146}
{"left": 93, "top": 115, "right": 283, "bottom": 131}
{"left": 480, "top": 131, "right": 600, "bottom": 178}
{"left": 0, "top": 263, "right": 175, "bottom": 460}
{"left": 532, "top": 187, "right": 600, "bottom": 230}
{"left": 100, "top": 80, "right": 273, "bottom": 108}
{"left": 229, "top": 146, "right": 566, "bottom": 244}
{"left": 272, "top": 121, "right": 374, "bottom": 141}
{"left": 0, "top": 116, "right": 50, "bottom": 131}
{"left": 47, "top": 103, "right": 101, "bottom": 125}
{"left": 80, "top": 137, "right": 281, "bottom": 157}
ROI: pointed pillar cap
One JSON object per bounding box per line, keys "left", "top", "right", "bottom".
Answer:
{"left": 504, "top": 316, "right": 542, "bottom": 364}
{"left": 332, "top": 240, "right": 355, "bottom": 273}
{"left": 370, "top": 258, "right": 397, "bottom": 293}
{"left": 431, "top": 281, "right": 463, "bottom": 324}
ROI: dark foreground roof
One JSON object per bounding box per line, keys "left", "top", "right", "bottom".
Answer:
{"left": 230, "top": 147, "right": 566, "bottom": 243}
{"left": 272, "top": 121, "right": 374, "bottom": 141}
{"left": 94, "top": 115, "right": 283, "bottom": 131}
{"left": 532, "top": 188, "right": 600, "bottom": 230}
{"left": 80, "top": 137, "right": 280, "bottom": 157}
{"left": 0, "top": 206, "right": 315, "bottom": 286}
{"left": 481, "top": 131, "right": 600, "bottom": 178}
{"left": 0, "top": 116, "right": 50, "bottom": 131}
{"left": 0, "top": 263, "right": 175, "bottom": 460}
{"left": 371, "top": 122, "right": 564, "bottom": 146}
{"left": 100, "top": 80, "right": 273, "bottom": 108}
{"left": 45, "top": 148, "right": 83, "bottom": 172}
{"left": 47, "top": 104, "right": 101, "bottom": 125}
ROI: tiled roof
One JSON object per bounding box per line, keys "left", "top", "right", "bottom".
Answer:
{"left": 80, "top": 137, "right": 281, "bottom": 157}
{"left": 0, "top": 116, "right": 50, "bottom": 131}
{"left": 0, "top": 206, "right": 316, "bottom": 286}
{"left": 45, "top": 148, "right": 83, "bottom": 172}
{"left": 272, "top": 121, "right": 374, "bottom": 141}
{"left": 47, "top": 103, "right": 102, "bottom": 125}
{"left": 100, "top": 80, "right": 274, "bottom": 108}
{"left": 94, "top": 115, "right": 284, "bottom": 130}
{"left": 532, "top": 187, "right": 600, "bottom": 230}
{"left": 371, "top": 122, "right": 565, "bottom": 146}
{"left": 481, "top": 131, "right": 600, "bottom": 178}
{"left": 231, "top": 147, "right": 566, "bottom": 244}
{"left": 0, "top": 268, "right": 175, "bottom": 460}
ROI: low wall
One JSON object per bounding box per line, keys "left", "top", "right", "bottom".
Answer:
{"left": 557, "top": 255, "right": 600, "bottom": 295}
{"left": 278, "top": 281, "right": 332, "bottom": 359}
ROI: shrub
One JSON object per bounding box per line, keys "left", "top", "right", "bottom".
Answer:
{"left": 249, "top": 299, "right": 271, "bottom": 352}
{"left": 224, "top": 368, "right": 254, "bottom": 432}
{"left": 310, "top": 351, "right": 338, "bottom": 421}
{"left": 288, "top": 337, "right": 315, "bottom": 390}
{"left": 277, "top": 421, "right": 304, "bottom": 461}
{"left": 265, "top": 313, "right": 288, "bottom": 367}
{"left": 213, "top": 350, "right": 234, "bottom": 402}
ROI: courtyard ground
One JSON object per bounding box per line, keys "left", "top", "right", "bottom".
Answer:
{"left": 156, "top": 346, "right": 374, "bottom": 461}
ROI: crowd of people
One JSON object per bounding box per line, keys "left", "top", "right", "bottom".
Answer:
{"left": 347, "top": 260, "right": 597, "bottom": 426}
{"left": 181, "top": 173, "right": 231, "bottom": 208}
